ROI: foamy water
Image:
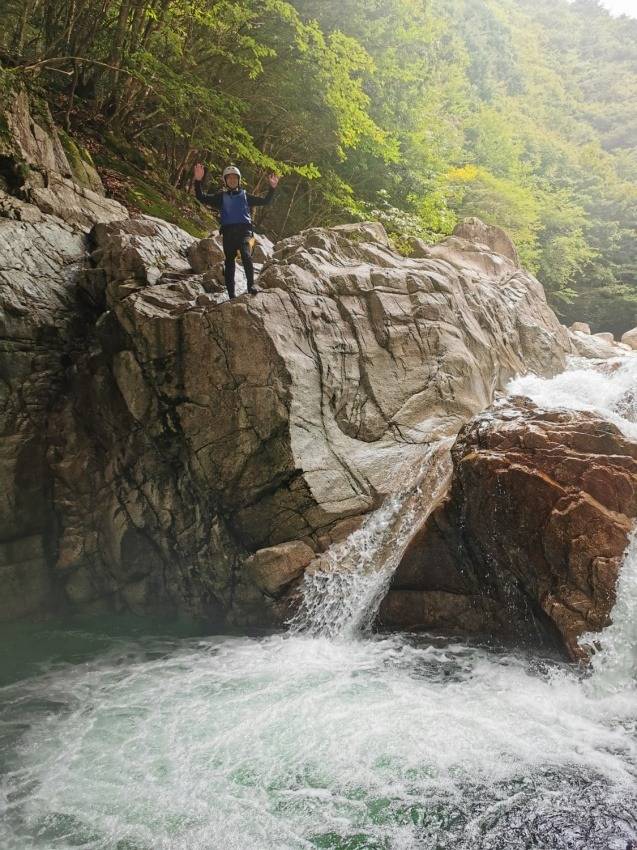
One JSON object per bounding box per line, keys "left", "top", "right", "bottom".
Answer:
{"left": 0, "top": 629, "right": 635, "bottom": 850}
{"left": 1, "top": 354, "right": 636, "bottom": 849}
{"left": 583, "top": 530, "right": 637, "bottom": 691}
{"left": 508, "top": 355, "right": 637, "bottom": 440}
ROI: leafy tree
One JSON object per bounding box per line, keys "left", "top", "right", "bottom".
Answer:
{"left": 0, "top": 0, "right": 635, "bottom": 331}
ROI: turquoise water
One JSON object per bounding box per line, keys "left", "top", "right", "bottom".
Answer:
{"left": 1, "top": 618, "right": 635, "bottom": 850}
{"left": 2, "top": 355, "right": 636, "bottom": 849}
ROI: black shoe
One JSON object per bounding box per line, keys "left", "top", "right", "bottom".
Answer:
{"left": 248, "top": 285, "right": 260, "bottom": 295}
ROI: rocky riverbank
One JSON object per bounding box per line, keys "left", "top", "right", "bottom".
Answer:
{"left": 1, "top": 89, "right": 635, "bottom": 658}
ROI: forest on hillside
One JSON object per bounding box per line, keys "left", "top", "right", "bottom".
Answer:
{"left": 1, "top": 0, "right": 636, "bottom": 332}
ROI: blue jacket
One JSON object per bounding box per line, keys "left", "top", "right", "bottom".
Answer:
{"left": 221, "top": 190, "right": 251, "bottom": 227}
{"left": 194, "top": 181, "right": 276, "bottom": 231}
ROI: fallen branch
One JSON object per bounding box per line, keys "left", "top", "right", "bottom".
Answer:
{"left": 10, "top": 56, "right": 138, "bottom": 78}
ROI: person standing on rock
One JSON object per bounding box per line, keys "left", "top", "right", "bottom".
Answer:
{"left": 193, "top": 163, "right": 279, "bottom": 299}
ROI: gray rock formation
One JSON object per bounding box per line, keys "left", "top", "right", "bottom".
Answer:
{"left": 45, "top": 213, "right": 576, "bottom": 621}
{"left": 0, "top": 202, "right": 87, "bottom": 619}
{"left": 0, "top": 87, "right": 577, "bottom": 627}
{"left": 565, "top": 323, "right": 634, "bottom": 360}
{"left": 1, "top": 201, "right": 573, "bottom": 623}
{"left": 622, "top": 328, "right": 637, "bottom": 350}
{"left": 1, "top": 86, "right": 127, "bottom": 230}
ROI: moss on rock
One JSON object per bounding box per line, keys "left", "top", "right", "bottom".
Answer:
{"left": 58, "top": 130, "right": 104, "bottom": 194}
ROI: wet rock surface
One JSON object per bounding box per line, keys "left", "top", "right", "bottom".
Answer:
{"left": 384, "top": 398, "right": 637, "bottom": 659}
{"left": 1, "top": 85, "right": 603, "bottom": 633}
{"left": 0, "top": 200, "right": 574, "bottom": 625}
{"left": 0, "top": 206, "right": 87, "bottom": 620}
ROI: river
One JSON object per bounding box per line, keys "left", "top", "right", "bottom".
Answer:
{"left": 1, "top": 355, "right": 636, "bottom": 850}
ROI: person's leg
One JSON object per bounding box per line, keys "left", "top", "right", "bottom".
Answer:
{"left": 239, "top": 238, "right": 255, "bottom": 293}
{"left": 222, "top": 233, "right": 237, "bottom": 299}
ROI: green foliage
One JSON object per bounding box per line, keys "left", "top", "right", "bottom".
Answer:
{"left": 0, "top": 0, "right": 635, "bottom": 331}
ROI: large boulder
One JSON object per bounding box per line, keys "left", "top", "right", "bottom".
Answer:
{"left": 568, "top": 328, "right": 623, "bottom": 360}
{"left": 621, "top": 327, "right": 637, "bottom": 350}
{"left": 92, "top": 216, "right": 194, "bottom": 289}
{"left": 246, "top": 541, "right": 315, "bottom": 597}
{"left": 452, "top": 216, "right": 520, "bottom": 267}
{"left": 381, "top": 398, "right": 637, "bottom": 659}
{"left": 0, "top": 180, "right": 574, "bottom": 625}
{"left": 0, "top": 199, "right": 87, "bottom": 620}
{"left": 96, "top": 218, "right": 569, "bottom": 556}
{"left": 27, "top": 172, "right": 126, "bottom": 231}
{"left": 1, "top": 85, "right": 127, "bottom": 230}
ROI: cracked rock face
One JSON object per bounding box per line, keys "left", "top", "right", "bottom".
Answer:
{"left": 0, "top": 204, "right": 87, "bottom": 619}
{"left": 1, "top": 85, "right": 584, "bottom": 629}
{"left": 383, "top": 398, "right": 637, "bottom": 659}
{"left": 87, "top": 217, "right": 570, "bottom": 559}
{"left": 0, "top": 190, "right": 574, "bottom": 624}
{"left": 2, "top": 87, "right": 127, "bottom": 231}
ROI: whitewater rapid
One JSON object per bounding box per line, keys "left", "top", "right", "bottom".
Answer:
{"left": 508, "top": 354, "right": 637, "bottom": 441}
{"left": 0, "top": 354, "right": 636, "bottom": 850}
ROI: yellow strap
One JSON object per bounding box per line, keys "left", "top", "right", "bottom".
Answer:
{"left": 237, "top": 236, "right": 256, "bottom": 259}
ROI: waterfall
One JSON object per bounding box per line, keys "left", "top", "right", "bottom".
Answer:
{"left": 289, "top": 439, "right": 453, "bottom": 638}
{"left": 292, "top": 354, "right": 637, "bottom": 645}
{"left": 582, "top": 530, "right": 637, "bottom": 690}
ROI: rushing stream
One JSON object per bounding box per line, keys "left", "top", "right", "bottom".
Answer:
{"left": 1, "top": 356, "right": 636, "bottom": 850}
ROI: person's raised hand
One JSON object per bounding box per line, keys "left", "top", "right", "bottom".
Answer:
{"left": 268, "top": 173, "right": 279, "bottom": 189}
{"left": 193, "top": 163, "right": 205, "bottom": 182}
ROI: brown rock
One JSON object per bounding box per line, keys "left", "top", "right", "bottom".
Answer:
{"left": 569, "top": 322, "right": 591, "bottom": 334}
{"left": 187, "top": 236, "right": 224, "bottom": 273}
{"left": 246, "top": 541, "right": 315, "bottom": 597}
{"left": 315, "top": 516, "right": 365, "bottom": 551}
{"left": 621, "top": 327, "right": 637, "bottom": 350}
{"left": 452, "top": 216, "right": 520, "bottom": 266}
{"left": 377, "top": 590, "right": 503, "bottom": 634}
{"left": 388, "top": 398, "right": 637, "bottom": 659}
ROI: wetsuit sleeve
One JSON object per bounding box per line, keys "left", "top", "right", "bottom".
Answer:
{"left": 245, "top": 187, "right": 275, "bottom": 207}
{"left": 194, "top": 181, "right": 223, "bottom": 209}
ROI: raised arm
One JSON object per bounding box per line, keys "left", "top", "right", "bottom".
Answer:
{"left": 246, "top": 173, "right": 279, "bottom": 207}
{"left": 193, "top": 162, "right": 223, "bottom": 209}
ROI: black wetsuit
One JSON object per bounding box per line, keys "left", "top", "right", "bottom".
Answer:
{"left": 194, "top": 180, "right": 275, "bottom": 298}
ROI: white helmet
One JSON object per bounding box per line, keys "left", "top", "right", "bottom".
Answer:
{"left": 222, "top": 165, "right": 241, "bottom": 184}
